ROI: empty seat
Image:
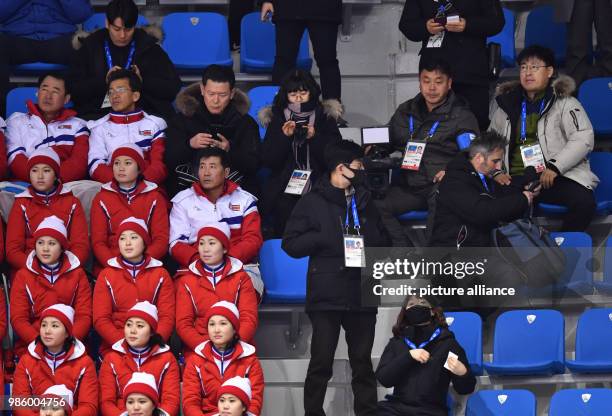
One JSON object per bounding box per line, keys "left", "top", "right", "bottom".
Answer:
{"left": 549, "top": 389, "right": 612, "bottom": 415}
{"left": 248, "top": 85, "right": 280, "bottom": 139}
{"left": 240, "top": 12, "right": 312, "bottom": 73}
{"left": 259, "top": 239, "right": 307, "bottom": 303}
{"left": 487, "top": 8, "right": 515, "bottom": 68}
{"left": 397, "top": 211, "right": 428, "bottom": 221}
{"left": 12, "top": 62, "right": 67, "bottom": 74}
{"left": 579, "top": 77, "right": 612, "bottom": 136}
{"left": 6, "top": 87, "right": 37, "bottom": 117}
{"left": 162, "top": 12, "right": 232, "bottom": 70}
{"left": 597, "top": 237, "right": 612, "bottom": 294}
{"left": 83, "top": 13, "right": 149, "bottom": 31}
{"left": 545, "top": 232, "right": 594, "bottom": 295}
{"left": 525, "top": 6, "right": 566, "bottom": 64}
{"left": 484, "top": 309, "right": 565, "bottom": 375}
{"left": 445, "top": 312, "right": 483, "bottom": 375}
{"left": 566, "top": 308, "right": 612, "bottom": 372}
{"left": 466, "top": 390, "right": 536, "bottom": 416}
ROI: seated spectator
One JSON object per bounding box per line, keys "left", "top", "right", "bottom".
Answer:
{"left": 181, "top": 301, "right": 264, "bottom": 416}
{"left": 490, "top": 45, "right": 598, "bottom": 232}
{"left": 6, "top": 72, "right": 89, "bottom": 183}
{"left": 6, "top": 148, "right": 90, "bottom": 271}
{"left": 12, "top": 304, "right": 98, "bottom": 416}
{"left": 0, "top": 0, "right": 93, "bottom": 117}
{"left": 259, "top": 69, "right": 342, "bottom": 237}
{"left": 377, "top": 58, "right": 479, "bottom": 247}
{"left": 0, "top": 117, "right": 8, "bottom": 179}
{"left": 39, "top": 385, "right": 74, "bottom": 416}
{"left": 169, "top": 147, "right": 262, "bottom": 268}
{"left": 122, "top": 372, "right": 169, "bottom": 416}
{"left": 93, "top": 217, "right": 175, "bottom": 357}
{"left": 90, "top": 144, "right": 169, "bottom": 274}
{"left": 175, "top": 223, "right": 258, "bottom": 350}
{"left": 70, "top": 0, "right": 180, "bottom": 121}
{"left": 376, "top": 295, "right": 476, "bottom": 415}
{"left": 99, "top": 302, "right": 180, "bottom": 416}
{"left": 88, "top": 70, "right": 167, "bottom": 185}
{"left": 10, "top": 216, "right": 92, "bottom": 358}
{"left": 215, "top": 377, "right": 253, "bottom": 416}
{"left": 166, "top": 65, "right": 260, "bottom": 198}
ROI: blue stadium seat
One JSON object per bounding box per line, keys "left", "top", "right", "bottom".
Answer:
{"left": 398, "top": 211, "right": 428, "bottom": 221}
{"left": 597, "top": 237, "right": 612, "bottom": 294}
{"left": 484, "top": 309, "right": 565, "bottom": 375}
{"left": 259, "top": 239, "right": 307, "bottom": 303}
{"left": 445, "top": 312, "right": 483, "bottom": 375}
{"left": 240, "top": 12, "right": 312, "bottom": 73}
{"left": 6, "top": 87, "right": 37, "bottom": 117}
{"left": 549, "top": 389, "right": 612, "bottom": 415}
{"left": 566, "top": 308, "right": 612, "bottom": 372}
{"left": 83, "top": 13, "right": 149, "bottom": 31}
{"left": 248, "top": 85, "right": 280, "bottom": 139}
{"left": 487, "top": 8, "right": 515, "bottom": 68}
{"left": 12, "top": 62, "right": 67, "bottom": 74}
{"left": 544, "top": 232, "right": 594, "bottom": 295}
{"left": 579, "top": 77, "right": 612, "bottom": 136}
{"left": 162, "top": 13, "right": 232, "bottom": 70}
{"left": 525, "top": 6, "right": 566, "bottom": 64}
{"left": 466, "top": 390, "right": 536, "bottom": 416}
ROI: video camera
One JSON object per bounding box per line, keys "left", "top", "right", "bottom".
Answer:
{"left": 363, "top": 146, "right": 402, "bottom": 199}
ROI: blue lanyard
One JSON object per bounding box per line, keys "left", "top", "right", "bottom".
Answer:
{"left": 344, "top": 196, "right": 361, "bottom": 232}
{"left": 404, "top": 327, "right": 441, "bottom": 350}
{"left": 520, "top": 99, "right": 545, "bottom": 143}
{"left": 408, "top": 117, "right": 441, "bottom": 141}
{"left": 478, "top": 173, "right": 490, "bottom": 192}
{"left": 104, "top": 39, "right": 136, "bottom": 71}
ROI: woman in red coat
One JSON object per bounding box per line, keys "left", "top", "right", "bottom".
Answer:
{"left": 12, "top": 304, "right": 98, "bottom": 416}
{"left": 182, "top": 301, "right": 264, "bottom": 416}
{"left": 99, "top": 301, "right": 180, "bottom": 416}
{"left": 10, "top": 215, "right": 92, "bottom": 358}
{"left": 214, "top": 377, "right": 253, "bottom": 416}
{"left": 6, "top": 148, "right": 90, "bottom": 271}
{"left": 93, "top": 217, "right": 175, "bottom": 356}
{"left": 175, "top": 222, "right": 258, "bottom": 352}
{"left": 39, "top": 384, "right": 75, "bottom": 416}
{"left": 123, "top": 372, "right": 167, "bottom": 416}
{"left": 90, "top": 143, "right": 169, "bottom": 275}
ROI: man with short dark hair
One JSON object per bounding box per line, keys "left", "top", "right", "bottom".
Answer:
{"left": 377, "top": 59, "right": 479, "bottom": 246}
{"left": 6, "top": 72, "right": 89, "bottom": 182}
{"left": 169, "top": 146, "right": 263, "bottom": 268}
{"left": 166, "top": 64, "right": 261, "bottom": 197}
{"left": 70, "top": 0, "right": 180, "bottom": 121}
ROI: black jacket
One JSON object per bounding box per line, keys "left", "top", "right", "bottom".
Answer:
{"left": 389, "top": 91, "right": 479, "bottom": 188}
{"left": 69, "top": 26, "right": 181, "bottom": 121}
{"left": 430, "top": 153, "right": 528, "bottom": 247}
{"left": 282, "top": 178, "right": 390, "bottom": 312}
{"left": 258, "top": 99, "right": 342, "bottom": 215}
{"left": 165, "top": 83, "right": 261, "bottom": 197}
{"left": 376, "top": 326, "right": 476, "bottom": 416}
{"left": 399, "top": 0, "right": 504, "bottom": 86}
{"left": 264, "top": 0, "right": 342, "bottom": 23}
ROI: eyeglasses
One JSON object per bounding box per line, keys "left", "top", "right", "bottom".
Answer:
{"left": 108, "top": 86, "right": 132, "bottom": 96}
{"left": 519, "top": 64, "right": 550, "bottom": 73}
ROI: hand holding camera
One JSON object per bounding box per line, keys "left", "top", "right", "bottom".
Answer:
{"left": 282, "top": 120, "right": 297, "bottom": 137}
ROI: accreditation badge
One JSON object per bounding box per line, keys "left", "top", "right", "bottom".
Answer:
{"left": 344, "top": 235, "right": 365, "bottom": 268}
{"left": 284, "top": 169, "right": 312, "bottom": 195}
{"left": 401, "top": 141, "right": 427, "bottom": 171}
{"left": 520, "top": 143, "right": 546, "bottom": 173}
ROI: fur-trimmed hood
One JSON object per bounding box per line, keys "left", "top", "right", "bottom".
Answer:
{"left": 71, "top": 25, "right": 164, "bottom": 50}
{"left": 257, "top": 98, "right": 343, "bottom": 127}
{"left": 495, "top": 74, "right": 576, "bottom": 98}
{"left": 175, "top": 82, "right": 250, "bottom": 117}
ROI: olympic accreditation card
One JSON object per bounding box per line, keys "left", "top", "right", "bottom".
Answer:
{"left": 2, "top": 395, "right": 68, "bottom": 410}
{"left": 520, "top": 143, "right": 546, "bottom": 173}
{"left": 402, "top": 141, "right": 427, "bottom": 170}
{"left": 285, "top": 169, "right": 312, "bottom": 195}
{"left": 344, "top": 234, "right": 365, "bottom": 268}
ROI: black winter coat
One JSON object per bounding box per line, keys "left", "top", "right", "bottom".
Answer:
{"left": 399, "top": 0, "right": 504, "bottom": 86}
{"left": 265, "top": 0, "right": 342, "bottom": 23}
{"left": 69, "top": 27, "right": 181, "bottom": 120}
{"left": 282, "top": 178, "right": 390, "bottom": 312}
{"left": 389, "top": 91, "right": 479, "bottom": 188}
{"left": 165, "top": 83, "right": 261, "bottom": 198}
{"left": 429, "top": 153, "right": 528, "bottom": 247}
{"left": 376, "top": 326, "right": 476, "bottom": 416}
{"left": 259, "top": 100, "right": 342, "bottom": 215}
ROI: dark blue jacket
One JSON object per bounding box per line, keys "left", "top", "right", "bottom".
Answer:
{"left": 0, "top": 0, "right": 92, "bottom": 40}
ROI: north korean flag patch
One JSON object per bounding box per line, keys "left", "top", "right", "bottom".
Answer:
{"left": 58, "top": 124, "right": 72, "bottom": 129}
{"left": 229, "top": 203, "right": 241, "bottom": 211}
{"left": 139, "top": 130, "right": 152, "bottom": 136}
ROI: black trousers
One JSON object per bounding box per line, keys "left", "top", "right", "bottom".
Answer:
{"left": 305, "top": 310, "right": 378, "bottom": 416}
{"left": 566, "top": 0, "right": 612, "bottom": 86}
{"left": 273, "top": 20, "right": 341, "bottom": 100}
{"left": 0, "top": 34, "right": 74, "bottom": 117}
{"left": 229, "top": 0, "right": 255, "bottom": 47}
{"left": 453, "top": 82, "right": 490, "bottom": 131}
{"left": 536, "top": 176, "right": 596, "bottom": 231}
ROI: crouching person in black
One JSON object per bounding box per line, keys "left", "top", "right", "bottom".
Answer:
{"left": 376, "top": 295, "right": 476, "bottom": 416}
{"left": 282, "top": 140, "right": 389, "bottom": 416}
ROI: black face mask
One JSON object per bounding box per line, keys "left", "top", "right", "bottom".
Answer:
{"left": 404, "top": 305, "right": 433, "bottom": 326}
{"left": 342, "top": 165, "right": 367, "bottom": 186}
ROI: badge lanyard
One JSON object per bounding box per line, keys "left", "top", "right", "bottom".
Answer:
{"left": 345, "top": 196, "right": 360, "bottom": 235}
{"left": 408, "top": 116, "right": 441, "bottom": 142}
{"left": 104, "top": 39, "right": 136, "bottom": 71}
{"left": 403, "top": 327, "right": 441, "bottom": 350}
{"left": 520, "top": 99, "right": 546, "bottom": 143}
{"left": 293, "top": 141, "right": 311, "bottom": 171}
{"left": 478, "top": 172, "right": 490, "bottom": 192}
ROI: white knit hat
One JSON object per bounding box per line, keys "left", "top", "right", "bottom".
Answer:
{"left": 41, "top": 304, "right": 75, "bottom": 336}
{"left": 127, "top": 301, "right": 159, "bottom": 332}
{"left": 217, "top": 376, "right": 252, "bottom": 407}
{"left": 28, "top": 147, "right": 61, "bottom": 176}
{"left": 111, "top": 143, "right": 145, "bottom": 171}
{"left": 123, "top": 372, "right": 159, "bottom": 406}
{"left": 197, "top": 221, "right": 231, "bottom": 250}
{"left": 34, "top": 215, "right": 68, "bottom": 248}
{"left": 42, "top": 384, "right": 74, "bottom": 413}
{"left": 116, "top": 216, "right": 151, "bottom": 245}
{"left": 204, "top": 300, "right": 240, "bottom": 331}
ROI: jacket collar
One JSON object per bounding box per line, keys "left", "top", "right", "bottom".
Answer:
{"left": 107, "top": 255, "right": 163, "bottom": 270}
{"left": 193, "top": 340, "right": 256, "bottom": 360}
{"left": 28, "top": 338, "right": 87, "bottom": 361}
{"left": 109, "top": 109, "right": 145, "bottom": 124}
{"left": 26, "top": 250, "right": 81, "bottom": 277}
{"left": 17, "top": 183, "right": 70, "bottom": 200}
{"left": 102, "top": 179, "right": 158, "bottom": 195}
{"left": 188, "top": 255, "right": 243, "bottom": 278}
{"left": 312, "top": 177, "right": 371, "bottom": 210}
{"left": 111, "top": 339, "right": 171, "bottom": 356}
{"left": 192, "top": 180, "right": 239, "bottom": 202}
{"left": 175, "top": 83, "right": 251, "bottom": 118}
{"left": 27, "top": 100, "right": 77, "bottom": 124}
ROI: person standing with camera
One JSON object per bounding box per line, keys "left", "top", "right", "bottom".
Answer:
{"left": 376, "top": 59, "right": 479, "bottom": 247}
{"left": 399, "top": 0, "right": 504, "bottom": 130}
{"left": 259, "top": 70, "right": 342, "bottom": 237}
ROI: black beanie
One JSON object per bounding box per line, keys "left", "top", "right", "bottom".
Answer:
{"left": 324, "top": 140, "right": 364, "bottom": 173}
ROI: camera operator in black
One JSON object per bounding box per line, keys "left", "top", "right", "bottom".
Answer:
{"left": 376, "top": 59, "right": 479, "bottom": 247}
{"left": 259, "top": 69, "right": 342, "bottom": 237}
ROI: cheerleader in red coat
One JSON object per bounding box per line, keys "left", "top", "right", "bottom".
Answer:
{"left": 39, "top": 384, "right": 75, "bottom": 416}
{"left": 123, "top": 372, "right": 167, "bottom": 416}
{"left": 214, "top": 377, "right": 253, "bottom": 416}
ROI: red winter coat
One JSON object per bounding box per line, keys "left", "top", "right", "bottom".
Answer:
{"left": 90, "top": 180, "right": 169, "bottom": 273}
{"left": 10, "top": 251, "right": 92, "bottom": 358}
{"left": 175, "top": 257, "right": 258, "bottom": 351}
{"left": 0, "top": 126, "right": 7, "bottom": 180}
{"left": 93, "top": 256, "right": 175, "bottom": 356}
{"left": 182, "top": 340, "right": 264, "bottom": 416}
{"left": 99, "top": 339, "right": 180, "bottom": 416}
{"left": 13, "top": 339, "right": 98, "bottom": 416}
{"left": 0, "top": 286, "right": 6, "bottom": 385}
{"left": 6, "top": 184, "right": 90, "bottom": 271}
